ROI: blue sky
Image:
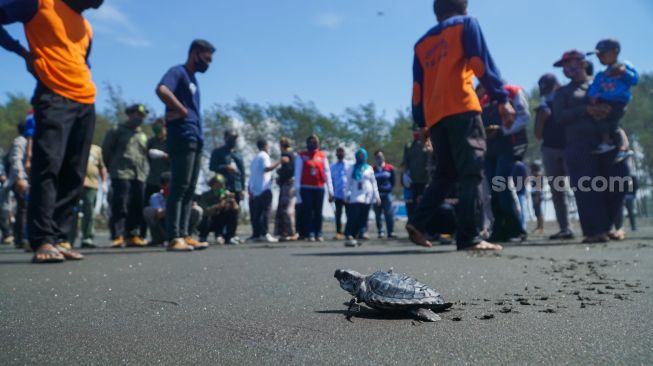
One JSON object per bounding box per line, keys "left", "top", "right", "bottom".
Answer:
{"left": 1, "top": 0, "right": 652, "bottom": 119}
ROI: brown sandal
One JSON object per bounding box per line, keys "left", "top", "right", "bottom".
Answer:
{"left": 32, "top": 244, "right": 65, "bottom": 264}
{"left": 55, "top": 245, "right": 84, "bottom": 260}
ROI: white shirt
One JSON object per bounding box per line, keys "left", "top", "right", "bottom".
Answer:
{"left": 345, "top": 165, "right": 381, "bottom": 205}
{"left": 248, "top": 150, "right": 273, "bottom": 197}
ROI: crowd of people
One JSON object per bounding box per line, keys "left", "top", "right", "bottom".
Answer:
{"left": 0, "top": 0, "right": 641, "bottom": 263}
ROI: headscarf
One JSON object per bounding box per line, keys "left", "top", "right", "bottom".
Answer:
{"left": 352, "top": 148, "right": 369, "bottom": 182}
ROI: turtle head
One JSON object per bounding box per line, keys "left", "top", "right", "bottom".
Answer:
{"left": 334, "top": 269, "right": 364, "bottom": 295}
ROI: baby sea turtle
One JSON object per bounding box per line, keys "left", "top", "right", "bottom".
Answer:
{"left": 334, "top": 269, "right": 452, "bottom": 322}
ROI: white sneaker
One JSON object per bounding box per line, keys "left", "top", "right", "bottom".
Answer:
{"left": 344, "top": 237, "right": 358, "bottom": 247}
{"left": 257, "top": 234, "right": 278, "bottom": 243}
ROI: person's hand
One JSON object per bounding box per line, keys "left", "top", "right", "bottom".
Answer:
{"left": 226, "top": 163, "right": 238, "bottom": 174}
{"left": 485, "top": 125, "right": 500, "bottom": 139}
{"left": 15, "top": 179, "right": 28, "bottom": 194}
{"left": 328, "top": 194, "right": 335, "bottom": 203}
{"left": 498, "top": 102, "right": 516, "bottom": 130}
{"left": 423, "top": 138, "right": 434, "bottom": 153}
{"left": 0, "top": 175, "right": 6, "bottom": 184}
{"left": 587, "top": 104, "right": 612, "bottom": 121}
{"left": 281, "top": 156, "right": 290, "bottom": 164}
{"left": 165, "top": 108, "right": 188, "bottom": 122}
{"left": 608, "top": 64, "right": 626, "bottom": 78}
{"left": 24, "top": 159, "right": 31, "bottom": 176}
{"left": 22, "top": 50, "right": 37, "bottom": 77}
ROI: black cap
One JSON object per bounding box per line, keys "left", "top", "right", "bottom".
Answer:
{"left": 553, "top": 49, "right": 586, "bottom": 67}
{"left": 224, "top": 130, "right": 238, "bottom": 139}
{"left": 538, "top": 73, "right": 559, "bottom": 94}
{"left": 587, "top": 38, "right": 620, "bottom": 55}
{"left": 125, "top": 104, "right": 148, "bottom": 116}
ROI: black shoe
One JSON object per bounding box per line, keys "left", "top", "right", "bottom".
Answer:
{"left": 81, "top": 243, "right": 97, "bottom": 249}
{"left": 549, "top": 231, "right": 575, "bottom": 240}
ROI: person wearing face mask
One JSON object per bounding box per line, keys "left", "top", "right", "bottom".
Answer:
{"left": 102, "top": 104, "right": 150, "bottom": 249}
{"left": 210, "top": 130, "right": 246, "bottom": 244}
{"left": 144, "top": 172, "right": 203, "bottom": 247}
{"left": 156, "top": 39, "right": 215, "bottom": 252}
{"left": 141, "top": 118, "right": 169, "bottom": 243}
{"left": 294, "top": 135, "right": 334, "bottom": 242}
{"left": 274, "top": 137, "right": 298, "bottom": 241}
{"left": 553, "top": 49, "right": 618, "bottom": 243}
{"left": 330, "top": 147, "right": 349, "bottom": 240}
{"left": 534, "top": 73, "right": 574, "bottom": 241}
{"left": 372, "top": 150, "right": 397, "bottom": 239}
{"left": 344, "top": 149, "right": 381, "bottom": 247}
{"left": 0, "top": 0, "right": 104, "bottom": 263}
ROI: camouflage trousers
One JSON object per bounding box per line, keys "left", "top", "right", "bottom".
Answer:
{"left": 274, "top": 180, "right": 296, "bottom": 237}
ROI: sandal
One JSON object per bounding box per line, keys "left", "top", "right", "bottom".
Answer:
{"left": 32, "top": 244, "right": 65, "bottom": 264}
{"left": 55, "top": 244, "right": 84, "bottom": 260}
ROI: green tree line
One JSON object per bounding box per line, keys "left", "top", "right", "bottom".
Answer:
{"left": 1, "top": 74, "right": 652, "bottom": 173}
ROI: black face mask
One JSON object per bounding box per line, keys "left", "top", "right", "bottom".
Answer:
{"left": 307, "top": 142, "right": 318, "bottom": 152}
{"left": 63, "top": 0, "right": 104, "bottom": 13}
{"left": 225, "top": 139, "right": 237, "bottom": 149}
{"left": 195, "top": 56, "right": 209, "bottom": 73}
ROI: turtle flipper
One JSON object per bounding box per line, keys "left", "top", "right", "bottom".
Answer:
{"left": 346, "top": 297, "right": 359, "bottom": 322}
{"left": 410, "top": 308, "right": 441, "bottom": 322}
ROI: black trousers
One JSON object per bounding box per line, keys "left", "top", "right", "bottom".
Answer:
{"left": 110, "top": 179, "right": 145, "bottom": 239}
{"left": 251, "top": 190, "right": 272, "bottom": 238}
{"left": 409, "top": 112, "right": 486, "bottom": 249}
{"left": 334, "top": 198, "right": 346, "bottom": 234}
{"left": 345, "top": 203, "right": 371, "bottom": 238}
{"left": 28, "top": 87, "right": 95, "bottom": 249}
{"left": 13, "top": 186, "right": 27, "bottom": 246}
{"left": 199, "top": 210, "right": 238, "bottom": 241}
{"left": 166, "top": 139, "right": 202, "bottom": 240}
{"left": 141, "top": 183, "right": 160, "bottom": 237}
{"left": 406, "top": 183, "right": 426, "bottom": 221}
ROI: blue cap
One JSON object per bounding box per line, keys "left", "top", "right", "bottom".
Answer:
{"left": 24, "top": 113, "right": 36, "bottom": 138}
{"left": 588, "top": 39, "right": 620, "bottom": 55}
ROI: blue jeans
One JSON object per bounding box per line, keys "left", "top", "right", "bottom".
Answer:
{"left": 300, "top": 188, "right": 325, "bottom": 238}
{"left": 485, "top": 153, "right": 524, "bottom": 240}
{"left": 517, "top": 193, "right": 526, "bottom": 231}
{"left": 374, "top": 194, "right": 394, "bottom": 235}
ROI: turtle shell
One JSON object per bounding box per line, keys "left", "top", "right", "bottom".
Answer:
{"left": 363, "top": 271, "right": 445, "bottom": 310}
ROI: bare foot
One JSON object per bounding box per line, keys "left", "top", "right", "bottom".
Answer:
{"left": 461, "top": 241, "right": 503, "bottom": 251}
{"left": 405, "top": 224, "right": 432, "bottom": 248}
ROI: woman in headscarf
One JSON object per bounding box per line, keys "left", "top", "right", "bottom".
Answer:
{"left": 344, "top": 148, "right": 381, "bottom": 247}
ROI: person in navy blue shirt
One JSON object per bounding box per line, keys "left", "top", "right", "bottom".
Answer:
{"left": 373, "top": 150, "right": 397, "bottom": 239}
{"left": 156, "top": 39, "right": 214, "bottom": 252}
